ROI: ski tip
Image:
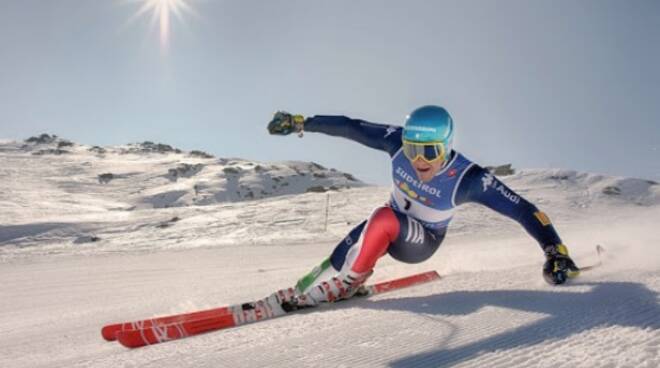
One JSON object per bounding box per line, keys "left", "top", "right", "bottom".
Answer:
{"left": 418, "top": 270, "right": 441, "bottom": 281}
{"left": 116, "top": 331, "right": 148, "bottom": 349}
{"left": 101, "top": 325, "right": 120, "bottom": 341}
{"left": 407, "top": 270, "right": 441, "bottom": 282}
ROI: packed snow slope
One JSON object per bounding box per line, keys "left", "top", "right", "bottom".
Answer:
{"left": 0, "top": 136, "right": 658, "bottom": 368}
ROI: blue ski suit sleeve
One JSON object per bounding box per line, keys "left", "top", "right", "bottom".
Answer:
{"left": 454, "top": 165, "right": 562, "bottom": 250}
{"left": 304, "top": 115, "right": 402, "bottom": 156}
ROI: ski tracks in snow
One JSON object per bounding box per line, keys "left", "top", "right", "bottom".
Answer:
{"left": 42, "top": 264, "right": 657, "bottom": 368}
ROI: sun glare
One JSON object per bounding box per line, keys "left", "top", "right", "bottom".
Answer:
{"left": 130, "top": 0, "right": 195, "bottom": 49}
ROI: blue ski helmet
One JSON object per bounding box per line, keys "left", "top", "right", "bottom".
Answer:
{"left": 403, "top": 105, "right": 454, "bottom": 144}
{"left": 402, "top": 105, "right": 454, "bottom": 164}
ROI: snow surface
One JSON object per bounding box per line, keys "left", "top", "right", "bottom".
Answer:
{"left": 0, "top": 138, "right": 659, "bottom": 367}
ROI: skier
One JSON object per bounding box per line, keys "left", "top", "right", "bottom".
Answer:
{"left": 267, "top": 105, "right": 580, "bottom": 309}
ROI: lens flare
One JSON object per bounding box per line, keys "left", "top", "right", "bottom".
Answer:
{"left": 130, "top": 0, "right": 195, "bottom": 49}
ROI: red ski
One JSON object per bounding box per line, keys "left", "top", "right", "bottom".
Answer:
{"left": 114, "top": 270, "right": 440, "bottom": 348}
{"left": 101, "top": 306, "right": 231, "bottom": 342}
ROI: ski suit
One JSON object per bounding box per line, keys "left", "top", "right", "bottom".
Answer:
{"left": 299, "top": 115, "right": 563, "bottom": 290}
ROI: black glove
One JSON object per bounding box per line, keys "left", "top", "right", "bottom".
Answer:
{"left": 543, "top": 244, "right": 580, "bottom": 285}
{"left": 267, "top": 111, "right": 305, "bottom": 136}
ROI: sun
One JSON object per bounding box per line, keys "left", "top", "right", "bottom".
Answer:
{"left": 129, "top": 0, "right": 195, "bottom": 49}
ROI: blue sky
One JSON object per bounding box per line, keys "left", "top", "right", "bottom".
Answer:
{"left": 1, "top": 0, "right": 658, "bottom": 184}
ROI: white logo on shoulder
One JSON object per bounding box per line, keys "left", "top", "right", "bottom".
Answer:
{"left": 482, "top": 172, "right": 495, "bottom": 192}
{"left": 384, "top": 126, "right": 397, "bottom": 138}
{"left": 481, "top": 172, "right": 521, "bottom": 205}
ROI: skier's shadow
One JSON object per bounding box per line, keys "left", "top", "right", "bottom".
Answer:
{"left": 359, "top": 281, "right": 659, "bottom": 367}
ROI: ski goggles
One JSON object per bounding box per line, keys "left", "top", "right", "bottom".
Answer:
{"left": 402, "top": 139, "right": 448, "bottom": 164}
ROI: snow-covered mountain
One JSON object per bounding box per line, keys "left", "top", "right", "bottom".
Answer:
{"left": 2, "top": 134, "right": 365, "bottom": 213}
{"left": 1, "top": 135, "right": 657, "bottom": 256}
{"left": 0, "top": 135, "right": 658, "bottom": 368}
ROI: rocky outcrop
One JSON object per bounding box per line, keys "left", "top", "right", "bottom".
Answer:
{"left": 188, "top": 150, "right": 214, "bottom": 159}
{"left": 486, "top": 164, "right": 515, "bottom": 176}
{"left": 167, "top": 164, "right": 204, "bottom": 181}
{"left": 122, "top": 141, "right": 183, "bottom": 155}
{"left": 25, "top": 134, "right": 58, "bottom": 144}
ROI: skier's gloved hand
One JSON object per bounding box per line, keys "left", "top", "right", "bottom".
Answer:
{"left": 267, "top": 111, "right": 305, "bottom": 136}
{"left": 543, "top": 244, "right": 580, "bottom": 285}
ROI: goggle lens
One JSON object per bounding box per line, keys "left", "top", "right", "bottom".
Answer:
{"left": 403, "top": 141, "right": 447, "bottom": 164}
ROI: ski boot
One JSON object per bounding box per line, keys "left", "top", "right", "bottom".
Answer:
{"left": 281, "top": 270, "right": 372, "bottom": 312}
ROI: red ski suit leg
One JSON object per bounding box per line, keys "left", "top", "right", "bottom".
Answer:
{"left": 350, "top": 207, "right": 401, "bottom": 274}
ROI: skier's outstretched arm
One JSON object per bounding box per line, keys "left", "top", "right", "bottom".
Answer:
{"left": 454, "top": 165, "right": 579, "bottom": 284}
{"left": 267, "top": 111, "right": 402, "bottom": 156}
{"left": 454, "top": 165, "right": 562, "bottom": 248}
